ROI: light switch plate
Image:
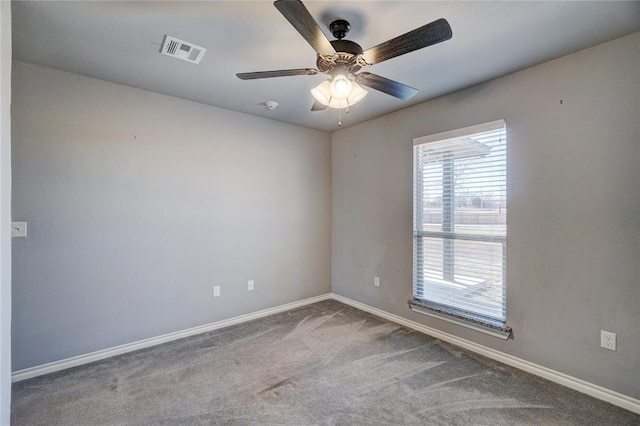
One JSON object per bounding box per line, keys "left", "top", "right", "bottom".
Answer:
{"left": 11, "top": 222, "right": 27, "bottom": 238}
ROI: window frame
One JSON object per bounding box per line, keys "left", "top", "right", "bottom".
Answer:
{"left": 410, "top": 120, "right": 512, "bottom": 340}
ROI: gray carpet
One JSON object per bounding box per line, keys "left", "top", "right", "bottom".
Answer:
{"left": 12, "top": 300, "right": 640, "bottom": 425}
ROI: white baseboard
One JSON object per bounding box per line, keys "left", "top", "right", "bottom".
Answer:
{"left": 330, "top": 293, "right": 640, "bottom": 415}
{"left": 11, "top": 293, "right": 332, "bottom": 383}
{"left": 12, "top": 291, "right": 640, "bottom": 415}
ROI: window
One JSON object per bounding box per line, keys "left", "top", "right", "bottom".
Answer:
{"left": 410, "top": 120, "right": 511, "bottom": 339}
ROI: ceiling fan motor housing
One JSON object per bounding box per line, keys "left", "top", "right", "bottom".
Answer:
{"left": 317, "top": 38, "right": 364, "bottom": 75}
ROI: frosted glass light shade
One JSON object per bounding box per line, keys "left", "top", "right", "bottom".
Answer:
{"left": 310, "top": 81, "right": 332, "bottom": 105}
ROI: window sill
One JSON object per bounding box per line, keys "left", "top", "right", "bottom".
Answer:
{"left": 408, "top": 299, "right": 512, "bottom": 340}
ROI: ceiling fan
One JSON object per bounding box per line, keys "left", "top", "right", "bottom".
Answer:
{"left": 236, "top": 0, "right": 453, "bottom": 114}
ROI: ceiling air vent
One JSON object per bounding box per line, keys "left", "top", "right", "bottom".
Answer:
{"left": 160, "top": 35, "right": 206, "bottom": 64}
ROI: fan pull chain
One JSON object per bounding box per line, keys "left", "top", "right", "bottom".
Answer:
{"left": 337, "top": 101, "right": 352, "bottom": 127}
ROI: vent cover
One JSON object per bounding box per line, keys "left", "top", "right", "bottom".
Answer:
{"left": 160, "top": 35, "right": 206, "bottom": 64}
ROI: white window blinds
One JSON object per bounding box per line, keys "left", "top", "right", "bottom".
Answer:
{"left": 413, "top": 120, "right": 507, "bottom": 323}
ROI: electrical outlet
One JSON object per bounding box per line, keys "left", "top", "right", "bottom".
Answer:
{"left": 600, "top": 330, "right": 616, "bottom": 351}
{"left": 213, "top": 286, "right": 220, "bottom": 298}
{"left": 248, "top": 280, "right": 254, "bottom": 291}
{"left": 374, "top": 276, "right": 380, "bottom": 287}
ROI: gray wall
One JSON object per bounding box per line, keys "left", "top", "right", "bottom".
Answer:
{"left": 0, "top": 1, "right": 12, "bottom": 423}
{"left": 332, "top": 33, "right": 640, "bottom": 399}
{"left": 11, "top": 61, "right": 331, "bottom": 370}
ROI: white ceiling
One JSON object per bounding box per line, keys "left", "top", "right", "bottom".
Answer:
{"left": 11, "top": 1, "right": 640, "bottom": 132}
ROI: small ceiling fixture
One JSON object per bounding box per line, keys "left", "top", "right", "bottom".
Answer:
{"left": 236, "top": 0, "right": 452, "bottom": 124}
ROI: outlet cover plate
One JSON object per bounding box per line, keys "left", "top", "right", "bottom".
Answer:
{"left": 600, "top": 330, "right": 616, "bottom": 351}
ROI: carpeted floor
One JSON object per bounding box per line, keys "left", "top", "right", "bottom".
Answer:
{"left": 12, "top": 300, "right": 640, "bottom": 425}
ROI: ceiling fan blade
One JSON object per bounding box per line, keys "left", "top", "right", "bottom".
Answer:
{"left": 236, "top": 68, "right": 318, "bottom": 80}
{"left": 360, "top": 18, "right": 452, "bottom": 65}
{"left": 274, "top": 0, "right": 336, "bottom": 56}
{"left": 311, "top": 100, "right": 327, "bottom": 111}
{"left": 356, "top": 72, "right": 418, "bottom": 100}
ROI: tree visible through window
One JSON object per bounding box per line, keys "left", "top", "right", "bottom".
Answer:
{"left": 412, "top": 120, "right": 508, "bottom": 331}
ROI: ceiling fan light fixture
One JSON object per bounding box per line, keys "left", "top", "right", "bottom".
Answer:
{"left": 311, "top": 80, "right": 368, "bottom": 109}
